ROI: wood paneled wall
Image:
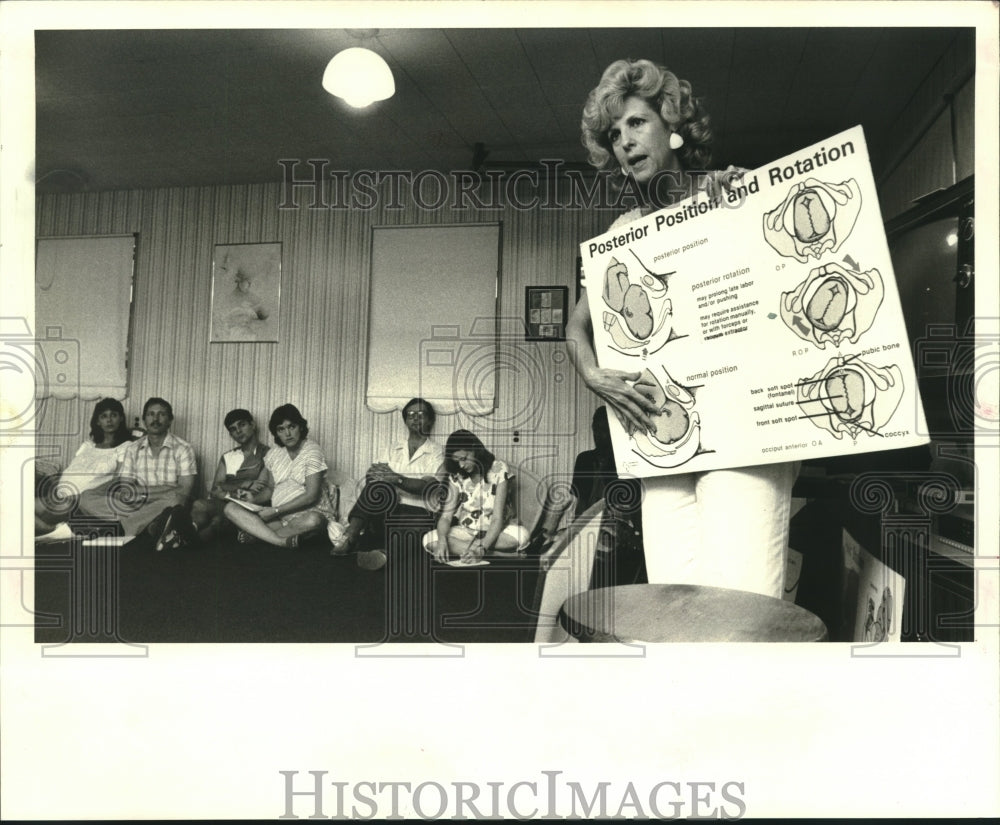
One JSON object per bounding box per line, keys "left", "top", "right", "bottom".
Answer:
{"left": 36, "top": 178, "right": 618, "bottom": 509}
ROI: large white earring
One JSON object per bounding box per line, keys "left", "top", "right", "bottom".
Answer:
{"left": 621, "top": 167, "right": 629, "bottom": 177}
{"left": 669, "top": 131, "right": 684, "bottom": 150}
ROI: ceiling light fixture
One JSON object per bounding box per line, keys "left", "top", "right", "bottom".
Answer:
{"left": 322, "top": 45, "right": 395, "bottom": 108}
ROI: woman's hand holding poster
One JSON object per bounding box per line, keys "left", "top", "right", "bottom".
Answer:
{"left": 581, "top": 125, "right": 929, "bottom": 478}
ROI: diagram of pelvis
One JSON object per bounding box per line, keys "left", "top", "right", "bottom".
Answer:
{"left": 601, "top": 253, "right": 675, "bottom": 355}
{"left": 797, "top": 355, "right": 904, "bottom": 439}
{"left": 763, "top": 178, "right": 862, "bottom": 262}
{"left": 626, "top": 366, "right": 702, "bottom": 468}
{"left": 781, "top": 261, "right": 884, "bottom": 348}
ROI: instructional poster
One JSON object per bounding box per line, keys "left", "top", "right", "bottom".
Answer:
{"left": 581, "top": 125, "right": 930, "bottom": 477}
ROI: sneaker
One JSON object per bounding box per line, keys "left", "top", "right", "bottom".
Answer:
{"left": 36, "top": 522, "right": 75, "bottom": 543}
{"left": 154, "top": 508, "right": 178, "bottom": 552}
{"left": 356, "top": 549, "right": 387, "bottom": 571}
{"left": 146, "top": 507, "right": 173, "bottom": 542}
{"left": 158, "top": 528, "right": 187, "bottom": 551}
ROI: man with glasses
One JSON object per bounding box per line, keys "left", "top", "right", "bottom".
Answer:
{"left": 335, "top": 397, "right": 446, "bottom": 569}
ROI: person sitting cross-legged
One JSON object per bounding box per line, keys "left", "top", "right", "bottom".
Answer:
{"left": 422, "top": 429, "right": 529, "bottom": 564}
{"left": 76, "top": 396, "right": 197, "bottom": 547}
{"left": 335, "top": 397, "right": 446, "bottom": 571}
{"left": 156, "top": 408, "right": 271, "bottom": 549}
{"left": 223, "top": 403, "right": 335, "bottom": 548}
{"left": 35, "top": 398, "right": 136, "bottom": 541}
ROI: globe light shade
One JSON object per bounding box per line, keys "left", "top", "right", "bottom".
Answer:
{"left": 322, "top": 47, "right": 395, "bottom": 108}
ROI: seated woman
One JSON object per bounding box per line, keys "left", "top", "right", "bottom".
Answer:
{"left": 422, "top": 429, "right": 529, "bottom": 563}
{"left": 223, "top": 403, "right": 334, "bottom": 548}
{"left": 35, "top": 398, "right": 135, "bottom": 540}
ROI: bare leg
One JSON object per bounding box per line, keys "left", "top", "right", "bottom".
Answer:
{"left": 224, "top": 502, "right": 292, "bottom": 547}
{"left": 35, "top": 501, "right": 60, "bottom": 533}
{"left": 491, "top": 523, "right": 530, "bottom": 556}
{"left": 443, "top": 527, "right": 476, "bottom": 558}
{"left": 191, "top": 498, "right": 227, "bottom": 542}
{"left": 270, "top": 511, "right": 325, "bottom": 541}
{"left": 35, "top": 495, "right": 76, "bottom": 534}
{"left": 224, "top": 503, "right": 324, "bottom": 548}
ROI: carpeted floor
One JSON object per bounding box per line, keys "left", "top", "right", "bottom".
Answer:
{"left": 33, "top": 530, "right": 543, "bottom": 645}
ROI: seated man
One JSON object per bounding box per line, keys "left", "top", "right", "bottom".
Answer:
{"left": 77, "top": 396, "right": 197, "bottom": 547}
{"left": 335, "top": 397, "right": 445, "bottom": 570}
{"left": 161, "top": 408, "right": 270, "bottom": 548}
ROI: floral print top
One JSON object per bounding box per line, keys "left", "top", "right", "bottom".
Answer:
{"left": 449, "top": 459, "right": 513, "bottom": 535}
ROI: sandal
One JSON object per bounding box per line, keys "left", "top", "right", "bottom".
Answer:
{"left": 237, "top": 530, "right": 254, "bottom": 544}
{"left": 286, "top": 534, "right": 300, "bottom": 549}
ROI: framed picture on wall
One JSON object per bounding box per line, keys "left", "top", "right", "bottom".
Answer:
{"left": 210, "top": 242, "right": 281, "bottom": 343}
{"left": 525, "top": 285, "right": 568, "bottom": 341}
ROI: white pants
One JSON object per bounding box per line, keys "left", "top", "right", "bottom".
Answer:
{"left": 641, "top": 462, "right": 799, "bottom": 598}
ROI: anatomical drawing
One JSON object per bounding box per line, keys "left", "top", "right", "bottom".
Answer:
{"left": 623, "top": 366, "right": 705, "bottom": 468}
{"left": 863, "top": 587, "right": 895, "bottom": 643}
{"left": 780, "top": 260, "right": 884, "bottom": 348}
{"left": 601, "top": 251, "right": 682, "bottom": 356}
{"left": 796, "top": 355, "right": 904, "bottom": 440}
{"left": 763, "top": 178, "right": 862, "bottom": 262}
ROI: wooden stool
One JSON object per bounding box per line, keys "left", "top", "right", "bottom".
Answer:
{"left": 560, "top": 583, "right": 828, "bottom": 643}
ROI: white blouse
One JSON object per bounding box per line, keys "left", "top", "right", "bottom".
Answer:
{"left": 60, "top": 440, "right": 130, "bottom": 493}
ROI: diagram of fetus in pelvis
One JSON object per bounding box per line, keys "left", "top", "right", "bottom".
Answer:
{"left": 763, "top": 178, "right": 862, "bottom": 262}
{"left": 781, "top": 260, "right": 884, "bottom": 348}
{"left": 623, "top": 366, "right": 705, "bottom": 468}
{"left": 601, "top": 251, "right": 682, "bottom": 356}
{"left": 796, "top": 355, "right": 904, "bottom": 440}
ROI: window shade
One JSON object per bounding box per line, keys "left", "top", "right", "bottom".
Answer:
{"left": 366, "top": 223, "right": 501, "bottom": 415}
{"left": 35, "top": 235, "right": 136, "bottom": 400}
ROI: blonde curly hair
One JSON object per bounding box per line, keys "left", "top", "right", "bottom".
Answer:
{"left": 581, "top": 59, "right": 713, "bottom": 173}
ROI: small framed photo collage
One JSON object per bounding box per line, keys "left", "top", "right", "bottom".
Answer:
{"left": 524, "top": 285, "right": 568, "bottom": 342}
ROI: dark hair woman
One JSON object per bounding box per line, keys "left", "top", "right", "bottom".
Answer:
{"left": 224, "top": 403, "right": 334, "bottom": 548}
{"left": 423, "top": 429, "right": 528, "bottom": 564}
{"left": 35, "top": 398, "right": 136, "bottom": 538}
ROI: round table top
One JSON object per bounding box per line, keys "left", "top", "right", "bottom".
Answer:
{"left": 559, "top": 583, "right": 828, "bottom": 643}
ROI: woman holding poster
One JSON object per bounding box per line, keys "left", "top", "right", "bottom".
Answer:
{"left": 564, "top": 59, "right": 799, "bottom": 600}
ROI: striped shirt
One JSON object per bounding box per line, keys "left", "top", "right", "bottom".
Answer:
{"left": 265, "top": 438, "right": 327, "bottom": 509}
{"left": 120, "top": 432, "right": 197, "bottom": 486}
